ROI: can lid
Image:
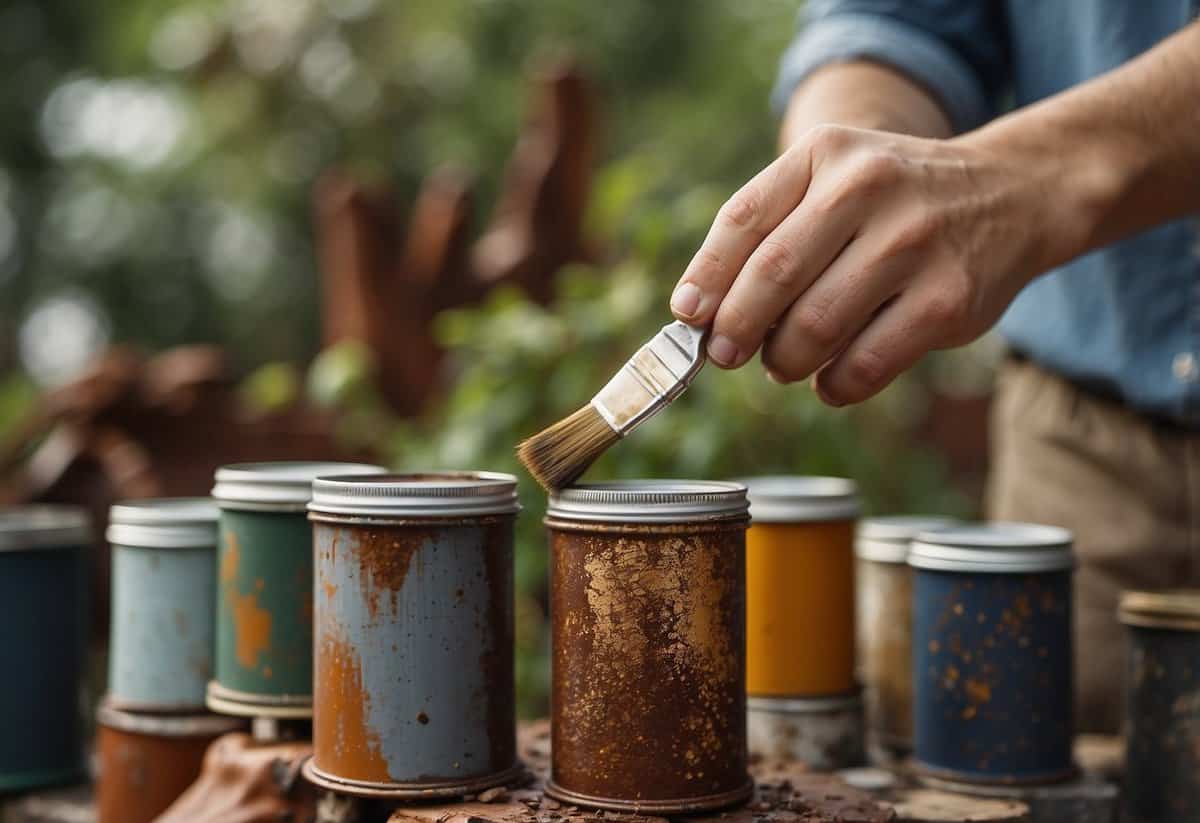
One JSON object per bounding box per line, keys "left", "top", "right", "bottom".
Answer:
{"left": 855, "top": 515, "right": 959, "bottom": 563}
{"left": 737, "top": 475, "right": 861, "bottom": 522}
{"left": 97, "top": 701, "right": 245, "bottom": 737}
{"left": 106, "top": 498, "right": 219, "bottom": 548}
{"left": 212, "top": 461, "right": 386, "bottom": 510}
{"left": 908, "top": 522, "right": 1074, "bottom": 573}
{"left": 0, "top": 505, "right": 90, "bottom": 552}
{"left": 309, "top": 472, "right": 521, "bottom": 518}
{"left": 1119, "top": 589, "right": 1200, "bottom": 632}
{"left": 546, "top": 480, "right": 748, "bottom": 524}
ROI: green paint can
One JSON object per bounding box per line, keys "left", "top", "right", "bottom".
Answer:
{"left": 208, "top": 461, "right": 384, "bottom": 717}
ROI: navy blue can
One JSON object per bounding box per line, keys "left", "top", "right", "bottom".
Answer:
{"left": 910, "top": 523, "right": 1075, "bottom": 785}
{"left": 0, "top": 506, "right": 91, "bottom": 792}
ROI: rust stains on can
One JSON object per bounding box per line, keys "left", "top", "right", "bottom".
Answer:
{"left": 545, "top": 481, "right": 751, "bottom": 814}
{"left": 304, "top": 472, "right": 521, "bottom": 799}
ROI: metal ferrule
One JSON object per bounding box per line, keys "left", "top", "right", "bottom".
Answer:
{"left": 591, "top": 321, "right": 706, "bottom": 436}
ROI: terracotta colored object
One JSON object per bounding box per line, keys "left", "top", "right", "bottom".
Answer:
{"left": 304, "top": 473, "right": 521, "bottom": 798}
{"left": 545, "top": 481, "right": 752, "bottom": 814}
{"left": 96, "top": 702, "right": 244, "bottom": 823}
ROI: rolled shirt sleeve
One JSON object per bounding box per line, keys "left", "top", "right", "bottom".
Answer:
{"left": 771, "top": 0, "right": 1009, "bottom": 133}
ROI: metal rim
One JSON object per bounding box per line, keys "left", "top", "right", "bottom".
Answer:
{"left": 106, "top": 497, "right": 218, "bottom": 548}
{"left": 0, "top": 505, "right": 90, "bottom": 552}
{"left": 908, "top": 522, "right": 1074, "bottom": 573}
{"left": 543, "top": 777, "right": 754, "bottom": 814}
{"left": 302, "top": 758, "right": 526, "bottom": 799}
{"left": 1119, "top": 589, "right": 1200, "bottom": 630}
{"left": 308, "top": 472, "right": 520, "bottom": 518}
{"left": 212, "top": 461, "right": 386, "bottom": 511}
{"left": 206, "top": 681, "right": 312, "bottom": 718}
{"left": 546, "top": 480, "right": 748, "bottom": 524}
{"left": 737, "top": 475, "right": 861, "bottom": 523}
{"left": 915, "top": 763, "right": 1081, "bottom": 791}
{"left": 747, "top": 690, "right": 863, "bottom": 714}
{"left": 97, "top": 702, "right": 245, "bottom": 737}
{"left": 855, "top": 516, "right": 959, "bottom": 564}
{"left": 103, "top": 694, "right": 211, "bottom": 715}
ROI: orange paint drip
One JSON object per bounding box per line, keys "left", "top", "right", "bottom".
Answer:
{"left": 230, "top": 591, "right": 272, "bottom": 670}
{"left": 220, "top": 532, "right": 240, "bottom": 583}
{"left": 314, "top": 630, "right": 391, "bottom": 782}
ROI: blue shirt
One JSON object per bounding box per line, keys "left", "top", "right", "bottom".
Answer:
{"left": 772, "top": 1, "right": 1200, "bottom": 424}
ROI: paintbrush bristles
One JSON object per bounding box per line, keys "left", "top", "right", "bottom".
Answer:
{"left": 517, "top": 404, "right": 620, "bottom": 491}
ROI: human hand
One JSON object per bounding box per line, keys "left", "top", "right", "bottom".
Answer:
{"left": 670, "top": 125, "right": 1064, "bottom": 406}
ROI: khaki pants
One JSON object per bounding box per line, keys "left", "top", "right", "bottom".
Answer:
{"left": 987, "top": 357, "right": 1200, "bottom": 734}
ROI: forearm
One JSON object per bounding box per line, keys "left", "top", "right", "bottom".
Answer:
{"left": 780, "top": 61, "right": 954, "bottom": 149}
{"left": 962, "top": 21, "right": 1200, "bottom": 271}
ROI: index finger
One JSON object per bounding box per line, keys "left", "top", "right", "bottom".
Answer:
{"left": 669, "top": 144, "right": 814, "bottom": 326}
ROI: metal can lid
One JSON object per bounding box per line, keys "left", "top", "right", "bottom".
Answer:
{"left": 0, "top": 505, "right": 90, "bottom": 552}
{"left": 546, "top": 480, "right": 748, "bottom": 524}
{"left": 212, "top": 461, "right": 386, "bottom": 510}
{"left": 908, "top": 522, "right": 1074, "bottom": 573}
{"left": 97, "top": 700, "right": 245, "bottom": 737}
{"left": 106, "top": 498, "right": 219, "bottom": 549}
{"left": 855, "top": 515, "right": 959, "bottom": 564}
{"left": 1119, "top": 589, "right": 1200, "bottom": 632}
{"left": 737, "top": 475, "right": 861, "bottom": 523}
{"left": 309, "top": 472, "right": 521, "bottom": 518}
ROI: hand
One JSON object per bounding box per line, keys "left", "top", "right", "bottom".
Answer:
{"left": 669, "top": 124, "right": 1062, "bottom": 406}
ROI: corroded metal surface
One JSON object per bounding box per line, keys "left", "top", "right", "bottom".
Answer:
{"left": 1122, "top": 610, "right": 1200, "bottom": 822}
{"left": 546, "top": 518, "right": 751, "bottom": 813}
{"left": 212, "top": 510, "right": 315, "bottom": 715}
{"left": 308, "top": 515, "right": 517, "bottom": 797}
{"left": 913, "top": 570, "right": 1074, "bottom": 785}
{"left": 748, "top": 692, "right": 865, "bottom": 770}
{"left": 857, "top": 558, "right": 914, "bottom": 753}
{"left": 96, "top": 706, "right": 244, "bottom": 823}
{"left": 107, "top": 543, "right": 215, "bottom": 712}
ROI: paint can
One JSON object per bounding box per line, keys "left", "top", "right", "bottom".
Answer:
{"left": 106, "top": 498, "right": 219, "bottom": 712}
{"left": 741, "top": 476, "right": 861, "bottom": 698}
{"left": 208, "top": 461, "right": 385, "bottom": 718}
{"left": 96, "top": 699, "right": 245, "bottom": 823}
{"left": 0, "top": 506, "right": 90, "bottom": 793}
{"left": 856, "top": 515, "right": 957, "bottom": 755}
{"left": 746, "top": 691, "right": 865, "bottom": 769}
{"left": 302, "top": 472, "right": 521, "bottom": 799}
{"left": 545, "top": 481, "right": 752, "bottom": 814}
{"left": 1119, "top": 589, "right": 1200, "bottom": 823}
{"left": 911, "top": 523, "right": 1075, "bottom": 785}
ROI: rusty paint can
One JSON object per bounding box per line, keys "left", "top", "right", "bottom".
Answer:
{"left": 856, "top": 516, "right": 957, "bottom": 755}
{"left": 746, "top": 691, "right": 866, "bottom": 769}
{"left": 96, "top": 699, "right": 245, "bottom": 823}
{"left": 303, "top": 472, "right": 521, "bottom": 799}
{"left": 741, "top": 476, "right": 861, "bottom": 698}
{"left": 545, "top": 481, "right": 752, "bottom": 814}
{"left": 0, "top": 506, "right": 90, "bottom": 793}
{"left": 209, "top": 461, "right": 384, "bottom": 718}
{"left": 911, "top": 524, "right": 1075, "bottom": 785}
{"left": 106, "top": 498, "right": 219, "bottom": 712}
{"left": 1119, "top": 589, "right": 1200, "bottom": 823}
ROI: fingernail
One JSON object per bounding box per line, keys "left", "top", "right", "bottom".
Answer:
{"left": 708, "top": 335, "right": 740, "bottom": 367}
{"left": 670, "top": 282, "right": 702, "bottom": 317}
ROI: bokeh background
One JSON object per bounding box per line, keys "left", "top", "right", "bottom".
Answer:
{"left": 0, "top": 0, "right": 999, "bottom": 715}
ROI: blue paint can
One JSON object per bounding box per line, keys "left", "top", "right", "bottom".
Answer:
{"left": 106, "top": 498, "right": 220, "bottom": 712}
{"left": 0, "top": 506, "right": 91, "bottom": 792}
{"left": 910, "top": 523, "right": 1075, "bottom": 785}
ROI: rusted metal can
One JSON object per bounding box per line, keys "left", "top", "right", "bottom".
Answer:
{"left": 0, "top": 506, "right": 90, "bottom": 793}
{"left": 856, "top": 516, "right": 957, "bottom": 755}
{"left": 741, "top": 476, "right": 861, "bottom": 698}
{"left": 746, "top": 691, "right": 866, "bottom": 770}
{"left": 1119, "top": 589, "right": 1200, "bottom": 823}
{"left": 96, "top": 699, "right": 245, "bottom": 823}
{"left": 209, "top": 461, "right": 384, "bottom": 718}
{"left": 545, "top": 481, "right": 752, "bottom": 814}
{"left": 303, "top": 472, "right": 521, "bottom": 799}
{"left": 106, "top": 498, "right": 219, "bottom": 712}
{"left": 911, "top": 524, "right": 1075, "bottom": 786}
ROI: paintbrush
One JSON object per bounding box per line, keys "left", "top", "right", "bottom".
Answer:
{"left": 517, "top": 320, "right": 708, "bottom": 490}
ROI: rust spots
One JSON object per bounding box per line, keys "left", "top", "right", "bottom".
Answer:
{"left": 314, "top": 630, "right": 391, "bottom": 783}
{"left": 352, "top": 526, "right": 424, "bottom": 619}
{"left": 417, "top": 711, "right": 429, "bottom": 725}
{"left": 322, "top": 580, "right": 338, "bottom": 600}
{"left": 230, "top": 591, "right": 272, "bottom": 670}
{"left": 220, "top": 532, "right": 240, "bottom": 583}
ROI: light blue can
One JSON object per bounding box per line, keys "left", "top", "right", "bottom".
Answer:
{"left": 106, "top": 498, "right": 219, "bottom": 712}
